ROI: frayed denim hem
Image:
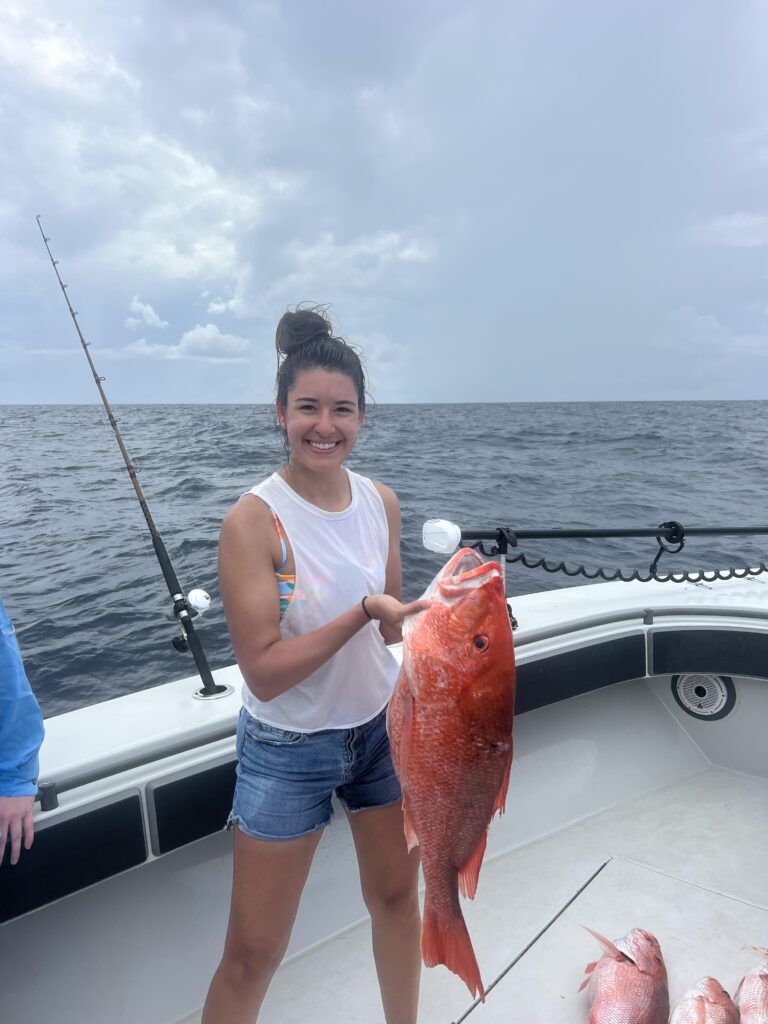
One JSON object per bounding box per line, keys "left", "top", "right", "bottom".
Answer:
{"left": 225, "top": 810, "right": 332, "bottom": 843}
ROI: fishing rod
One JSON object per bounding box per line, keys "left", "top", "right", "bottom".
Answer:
{"left": 36, "top": 216, "right": 229, "bottom": 699}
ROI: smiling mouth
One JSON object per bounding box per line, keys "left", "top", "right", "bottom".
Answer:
{"left": 306, "top": 440, "right": 341, "bottom": 451}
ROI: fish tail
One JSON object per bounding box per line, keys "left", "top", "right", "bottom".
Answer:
{"left": 422, "top": 898, "right": 485, "bottom": 1002}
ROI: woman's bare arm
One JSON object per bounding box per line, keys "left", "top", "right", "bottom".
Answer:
{"left": 374, "top": 482, "right": 406, "bottom": 645}
{"left": 219, "top": 496, "right": 425, "bottom": 702}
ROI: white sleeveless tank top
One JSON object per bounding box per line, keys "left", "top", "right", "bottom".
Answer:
{"left": 241, "top": 468, "right": 399, "bottom": 731}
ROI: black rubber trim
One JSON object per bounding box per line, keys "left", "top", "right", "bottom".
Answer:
{"left": 0, "top": 795, "right": 146, "bottom": 924}
{"left": 651, "top": 629, "right": 768, "bottom": 680}
{"left": 149, "top": 760, "right": 237, "bottom": 855}
{"left": 515, "top": 634, "right": 647, "bottom": 714}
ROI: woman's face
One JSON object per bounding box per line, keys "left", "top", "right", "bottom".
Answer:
{"left": 278, "top": 367, "right": 364, "bottom": 471}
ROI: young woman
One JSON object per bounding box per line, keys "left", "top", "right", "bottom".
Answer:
{"left": 202, "top": 308, "right": 428, "bottom": 1024}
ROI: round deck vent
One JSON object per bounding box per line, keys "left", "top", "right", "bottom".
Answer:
{"left": 671, "top": 674, "right": 736, "bottom": 721}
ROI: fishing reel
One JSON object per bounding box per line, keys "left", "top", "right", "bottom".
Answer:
{"left": 171, "top": 589, "right": 212, "bottom": 651}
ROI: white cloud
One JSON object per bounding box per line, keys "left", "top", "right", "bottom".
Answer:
{"left": 0, "top": 3, "right": 139, "bottom": 100}
{"left": 125, "top": 296, "right": 168, "bottom": 331}
{"left": 697, "top": 212, "right": 768, "bottom": 248}
{"left": 207, "top": 265, "right": 255, "bottom": 316}
{"left": 89, "top": 135, "right": 306, "bottom": 282}
{"left": 121, "top": 324, "right": 252, "bottom": 362}
{"left": 268, "top": 230, "right": 436, "bottom": 301}
{"left": 668, "top": 306, "right": 767, "bottom": 357}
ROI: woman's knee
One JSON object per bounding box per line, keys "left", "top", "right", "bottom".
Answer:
{"left": 219, "top": 935, "right": 288, "bottom": 988}
{"left": 363, "top": 877, "right": 420, "bottom": 922}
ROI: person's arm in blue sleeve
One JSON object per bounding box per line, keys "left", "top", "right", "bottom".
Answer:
{"left": 0, "top": 596, "right": 44, "bottom": 865}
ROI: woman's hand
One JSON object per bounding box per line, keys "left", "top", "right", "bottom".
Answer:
{"left": 0, "top": 795, "right": 35, "bottom": 866}
{"left": 364, "top": 594, "right": 431, "bottom": 632}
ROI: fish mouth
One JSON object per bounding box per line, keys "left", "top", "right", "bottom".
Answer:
{"left": 434, "top": 547, "right": 501, "bottom": 598}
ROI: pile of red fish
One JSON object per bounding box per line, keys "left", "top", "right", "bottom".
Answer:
{"left": 581, "top": 929, "right": 768, "bottom": 1023}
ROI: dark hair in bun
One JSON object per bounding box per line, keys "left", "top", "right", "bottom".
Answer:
{"left": 275, "top": 305, "right": 367, "bottom": 410}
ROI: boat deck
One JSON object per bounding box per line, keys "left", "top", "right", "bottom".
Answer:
{"left": 183, "top": 766, "right": 767, "bottom": 1022}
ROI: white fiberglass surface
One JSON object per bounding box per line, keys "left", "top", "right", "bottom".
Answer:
{"left": 233, "top": 767, "right": 767, "bottom": 1024}
{"left": 469, "top": 855, "right": 765, "bottom": 1022}
{"left": 648, "top": 674, "right": 768, "bottom": 779}
{"left": 5, "top": 677, "right": 761, "bottom": 1024}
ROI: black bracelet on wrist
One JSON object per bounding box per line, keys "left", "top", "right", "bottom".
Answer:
{"left": 361, "top": 596, "right": 373, "bottom": 620}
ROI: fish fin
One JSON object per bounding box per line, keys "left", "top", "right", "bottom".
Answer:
{"left": 422, "top": 897, "right": 485, "bottom": 1002}
{"left": 402, "top": 796, "right": 419, "bottom": 851}
{"left": 733, "top": 977, "right": 743, "bottom": 1003}
{"left": 577, "top": 961, "right": 598, "bottom": 993}
{"left": 399, "top": 684, "right": 415, "bottom": 777}
{"left": 491, "top": 741, "right": 514, "bottom": 817}
{"left": 583, "top": 927, "right": 625, "bottom": 961}
{"left": 693, "top": 996, "right": 707, "bottom": 1024}
{"left": 458, "top": 829, "right": 488, "bottom": 900}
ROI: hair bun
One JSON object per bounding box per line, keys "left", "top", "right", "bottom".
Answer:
{"left": 275, "top": 308, "right": 332, "bottom": 356}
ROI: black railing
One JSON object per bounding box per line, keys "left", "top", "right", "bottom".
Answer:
{"left": 461, "top": 522, "right": 768, "bottom": 584}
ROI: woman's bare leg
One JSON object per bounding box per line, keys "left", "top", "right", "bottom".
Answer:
{"left": 348, "top": 802, "right": 421, "bottom": 1024}
{"left": 202, "top": 825, "right": 323, "bottom": 1024}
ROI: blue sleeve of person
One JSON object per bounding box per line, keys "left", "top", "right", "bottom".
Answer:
{"left": 0, "top": 597, "right": 45, "bottom": 797}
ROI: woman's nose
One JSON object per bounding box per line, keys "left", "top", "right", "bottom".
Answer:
{"left": 315, "top": 409, "right": 334, "bottom": 434}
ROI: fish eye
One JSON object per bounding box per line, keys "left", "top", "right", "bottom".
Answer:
{"left": 473, "top": 635, "right": 489, "bottom": 651}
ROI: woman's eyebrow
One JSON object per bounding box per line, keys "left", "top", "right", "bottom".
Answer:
{"left": 292, "top": 396, "right": 356, "bottom": 406}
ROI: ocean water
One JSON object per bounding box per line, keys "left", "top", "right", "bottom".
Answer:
{"left": 1, "top": 401, "right": 766, "bottom": 718}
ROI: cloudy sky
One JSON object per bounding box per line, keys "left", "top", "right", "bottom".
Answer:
{"left": 1, "top": 0, "right": 766, "bottom": 403}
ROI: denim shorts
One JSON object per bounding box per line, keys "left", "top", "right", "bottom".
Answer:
{"left": 228, "top": 706, "right": 402, "bottom": 842}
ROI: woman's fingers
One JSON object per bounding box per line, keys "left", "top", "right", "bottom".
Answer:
{"left": 9, "top": 818, "right": 23, "bottom": 866}
{"left": 367, "top": 595, "right": 430, "bottom": 625}
{"left": 400, "top": 599, "right": 431, "bottom": 618}
{"left": 23, "top": 806, "right": 35, "bottom": 851}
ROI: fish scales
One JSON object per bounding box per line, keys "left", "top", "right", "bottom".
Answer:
{"left": 387, "top": 547, "right": 516, "bottom": 1000}
{"left": 736, "top": 949, "right": 768, "bottom": 1023}
{"left": 580, "top": 928, "right": 669, "bottom": 1024}
{"left": 670, "top": 978, "right": 739, "bottom": 1024}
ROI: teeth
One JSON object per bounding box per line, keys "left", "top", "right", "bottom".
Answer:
{"left": 308, "top": 441, "right": 338, "bottom": 450}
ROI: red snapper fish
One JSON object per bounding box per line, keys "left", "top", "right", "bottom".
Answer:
{"left": 387, "top": 547, "right": 516, "bottom": 1000}
{"left": 579, "top": 927, "right": 670, "bottom": 1024}
{"left": 736, "top": 948, "right": 768, "bottom": 1022}
{"left": 669, "top": 977, "right": 740, "bottom": 1024}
